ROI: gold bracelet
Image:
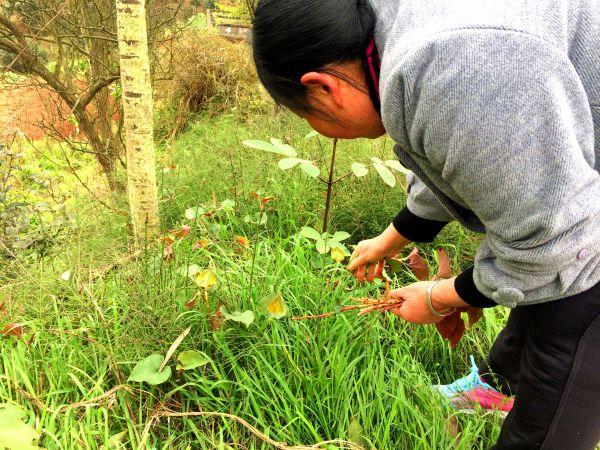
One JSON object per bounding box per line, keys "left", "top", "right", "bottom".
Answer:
{"left": 426, "top": 280, "right": 455, "bottom": 318}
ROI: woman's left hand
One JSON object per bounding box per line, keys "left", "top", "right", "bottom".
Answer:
{"left": 388, "top": 281, "right": 454, "bottom": 324}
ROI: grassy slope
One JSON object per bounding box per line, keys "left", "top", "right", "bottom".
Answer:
{"left": 0, "top": 112, "right": 508, "bottom": 449}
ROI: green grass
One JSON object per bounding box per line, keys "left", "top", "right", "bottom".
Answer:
{"left": 0, "top": 112, "right": 506, "bottom": 449}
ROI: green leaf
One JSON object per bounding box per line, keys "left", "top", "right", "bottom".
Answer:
{"left": 346, "top": 418, "right": 366, "bottom": 447}
{"left": 0, "top": 404, "right": 39, "bottom": 450}
{"left": 373, "top": 163, "right": 396, "bottom": 188}
{"left": 300, "top": 226, "right": 322, "bottom": 241}
{"left": 385, "top": 159, "right": 411, "bottom": 175}
{"left": 220, "top": 199, "right": 236, "bottom": 211}
{"left": 304, "top": 130, "right": 319, "bottom": 139}
{"left": 269, "top": 138, "right": 297, "bottom": 157}
{"left": 258, "top": 292, "right": 288, "bottom": 319}
{"left": 128, "top": 354, "right": 172, "bottom": 385}
{"left": 176, "top": 350, "right": 211, "bottom": 371}
{"left": 220, "top": 307, "right": 255, "bottom": 328}
{"left": 386, "top": 258, "right": 404, "bottom": 276}
{"left": 278, "top": 158, "right": 302, "bottom": 170}
{"left": 351, "top": 162, "right": 369, "bottom": 177}
{"left": 185, "top": 206, "right": 205, "bottom": 220}
{"left": 299, "top": 162, "right": 320, "bottom": 178}
{"left": 177, "top": 264, "right": 200, "bottom": 278}
{"left": 107, "top": 430, "right": 127, "bottom": 449}
{"left": 370, "top": 156, "right": 384, "bottom": 165}
{"left": 331, "top": 231, "right": 351, "bottom": 242}
{"left": 330, "top": 246, "right": 346, "bottom": 263}
{"left": 315, "top": 239, "right": 328, "bottom": 254}
{"left": 242, "top": 139, "right": 297, "bottom": 157}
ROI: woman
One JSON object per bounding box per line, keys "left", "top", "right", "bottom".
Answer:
{"left": 252, "top": 0, "right": 600, "bottom": 448}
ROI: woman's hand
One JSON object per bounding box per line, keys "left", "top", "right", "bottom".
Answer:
{"left": 348, "top": 223, "right": 410, "bottom": 283}
{"left": 388, "top": 278, "right": 483, "bottom": 325}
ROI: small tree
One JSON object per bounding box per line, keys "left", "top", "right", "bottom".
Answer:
{"left": 116, "top": 0, "right": 160, "bottom": 240}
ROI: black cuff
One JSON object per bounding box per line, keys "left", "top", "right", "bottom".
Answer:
{"left": 455, "top": 266, "right": 497, "bottom": 308}
{"left": 392, "top": 207, "right": 448, "bottom": 243}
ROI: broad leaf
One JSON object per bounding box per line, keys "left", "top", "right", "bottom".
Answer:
{"left": 177, "top": 264, "right": 200, "bottom": 278}
{"left": 406, "top": 247, "right": 430, "bottom": 281}
{"left": 60, "top": 270, "right": 71, "bottom": 281}
{"left": 373, "top": 163, "right": 396, "bottom": 188}
{"left": 185, "top": 206, "right": 205, "bottom": 220}
{"left": 385, "top": 160, "right": 411, "bottom": 175}
{"left": 434, "top": 249, "right": 452, "bottom": 280}
{"left": 269, "top": 138, "right": 297, "bottom": 157}
{"left": 330, "top": 246, "right": 346, "bottom": 263}
{"left": 221, "top": 199, "right": 236, "bottom": 211}
{"left": 315, "top": 239, "right": 328, "bottom": 254}
{"left": 331, "top": 231, "right": 351, "bottom": 242}
{"left": 370, "top": 157, "right": 384, "bottom": 165}
{"left": 351, "top": 162, "right": 369, "bottom": 178}
{"left": 243, "top": 139, "right": 297, "bottom": 157}
{"left": 304, "top": 130, "right": 319, "bottom": 139}
{"left": 299, "top": 162, "right": 320, "bottom": 178}
{"left": 300, "top": 226, "right": 322, "bottom": 241}
{"left": 128, "top": 354, "right": 172, "bottom": 385}
{"left": 220, "top": 307, "right": 255, "bottom": 328}
{"left": 0, "top": 404, "right": 39, "bottom": 450}
{"left": 194, "top": 269, "right": 218, "bottom": 290}
{"left": 258, "top": 292, "right": 288, "bottom": 319}
{"left": 278, "top": 158, "right": 302, "bottom": 170}
{"left": 176, "top": 350, "right": 211, "bottom": 371}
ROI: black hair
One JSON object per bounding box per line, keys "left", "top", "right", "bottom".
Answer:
{"left": 252, "top": 0, "right": 376, "bottom": 113}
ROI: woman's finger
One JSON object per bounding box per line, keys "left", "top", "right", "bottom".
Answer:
{"left": 347, "top": 254, "right": 366, "bottom": 271}
{"left": 366, "top": 263, "right": 377, "bottom": 282}
{"left": 375, "top": 260, "right": 385, "bottom": 280}
{"left": 355, "top": 265, "right": 367, "bottom": 283}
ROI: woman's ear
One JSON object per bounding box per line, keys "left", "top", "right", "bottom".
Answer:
{"left": 300, "top": 72, "right": 343, "bottom": 107}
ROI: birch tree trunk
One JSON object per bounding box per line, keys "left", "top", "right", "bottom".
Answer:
{"left": 116, "top": 0, "right": 160, "bottom": 241}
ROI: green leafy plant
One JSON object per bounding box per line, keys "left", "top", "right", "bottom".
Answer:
{"left": 220, "top": 306, "right": 255, "bottom": 327}
{"left": 243, "top": 134, "right": 409, "bottom": 232}
{"left": 258, "top": 292, "right": 288, "bottom": 319}
{"left": 128, "top": 354, "right": 172, "bottom": 386}
{"left": 300, "top": 226, "right": 351, "bottom": 263}
{"left": 0, "top": 404, "right": 39, "bottom": 450}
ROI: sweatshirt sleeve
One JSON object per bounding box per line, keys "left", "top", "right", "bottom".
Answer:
{"left": 392, "top": 173, "right": 451, "bottom": 242}
{"left": 404, "top": 30, "right": 600, "bottom": 307}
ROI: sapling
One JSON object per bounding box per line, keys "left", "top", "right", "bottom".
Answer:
{"left": 243, "top": 133, "right": 410, "bottom": 233}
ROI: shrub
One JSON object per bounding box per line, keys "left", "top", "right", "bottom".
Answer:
{"left": 155, "top": 30, "right": 263, "bottom": 140}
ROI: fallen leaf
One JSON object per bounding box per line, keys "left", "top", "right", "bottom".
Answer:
{"left": 162, "top": 244, "right": 175, "bottom": 263}
{"left": 60, "top": 270, "right": 72, "bottom": 281}
{"left": 176, "top": 350, "right": 211, "bottom": 371}
{"left": 209, "top": 306, "right": 225, "bottom": 331}
{"left": 170, "top": 225, "right": 191, "bottom": 239}
{"left": 234, "top": 235, "right": 249, "bottom": 250}
{"left": 406, "top": 247, "right": 430, "bottom": 281}
{"left": 258, "top": 292, "right": 288, "bottom": 319}
{"left": 220, "top": 306, "right": 254, "bottom": 328}
{"left": 2, "top": 323, "right": 23, "bottom": 337}
{"left": 434, "top": 249, "right": 452, "bottom": 280}
{"left": 194, "top": 270, "right": 218, "bottom": 290}
{"left": 128, "top": 354, "right": 172, "bottom": 386}
{"left": 192, "top": 239, "right": 210, "bottom": 250}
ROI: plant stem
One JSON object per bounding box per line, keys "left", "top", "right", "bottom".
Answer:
{"left": 322, "top": 139, "right": 338, "bottom": 233}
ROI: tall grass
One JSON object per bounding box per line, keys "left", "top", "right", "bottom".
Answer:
{"left": 0, "top": 112, "right": 507, "bottom": 449}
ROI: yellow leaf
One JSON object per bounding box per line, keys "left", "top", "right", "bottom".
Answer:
{"left": 331, "top": 247, "right": 346, "bottom": 263}
{"left": 258, "top": 292, "right": 288, "bottom": 319}
{"left": 194, "top": 269, "right": 218, "bottom": 290}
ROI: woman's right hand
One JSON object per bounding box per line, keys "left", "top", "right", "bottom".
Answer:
{"left": 348, "top": 223, "right": 411, "bottom": 283}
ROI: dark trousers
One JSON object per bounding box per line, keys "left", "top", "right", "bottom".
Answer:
{"left": 479, "top": 281, "right": 600, "bottom": 450}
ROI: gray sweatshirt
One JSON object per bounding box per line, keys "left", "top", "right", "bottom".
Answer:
{"left": 369, "top": 0, "right": 600, "bottom": 307}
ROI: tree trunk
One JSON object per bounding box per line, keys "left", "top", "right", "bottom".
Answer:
{"left": 116, "top": 0, "right": 160, "bottom": 241}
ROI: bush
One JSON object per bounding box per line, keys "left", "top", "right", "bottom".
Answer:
{"left": 155, "top": 30, "right": 263, "bottom": 140}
